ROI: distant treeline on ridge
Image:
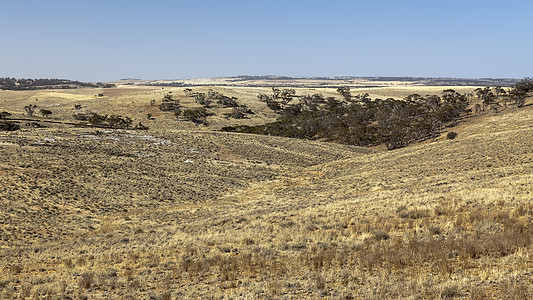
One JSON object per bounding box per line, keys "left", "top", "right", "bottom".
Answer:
{"left": 0, "top": 78, "right": 114, "bottom": 90}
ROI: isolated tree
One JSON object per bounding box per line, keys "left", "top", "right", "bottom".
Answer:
{"left": 508, "top": 89, "right": 527, "bottom": 108}
{"left": 508, "top": 77, "right": 533, "bottom": 108}
{"left": 183, "top": 88, "right": 193, "bottom": 97}
{"left": 24, "top": 104, "right": 37, "bottom": 116}
{"left": 513, "top": 77, "right": 533, "bottom": 93}
{"left": 257, "top": 93, "right": 271, "bottom": 102}
{"left": 0, "top": 121, "right": 20, "bottom": 131}
{"left": 271, "top": 87, "right": 281, "bottom": 99}
{"left": 337, "top": 87, "right": 352, "bottom": 102}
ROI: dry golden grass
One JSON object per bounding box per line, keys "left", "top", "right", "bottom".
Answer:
{"left": 0, "top": 84, "right": 531, "bottom": 299}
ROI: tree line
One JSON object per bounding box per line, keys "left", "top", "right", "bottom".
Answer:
{"left": 0, "top": 78, "right": 114, "bottom": 90}
{"left": 222, "top": 78, "right": 532, "bottom": 150}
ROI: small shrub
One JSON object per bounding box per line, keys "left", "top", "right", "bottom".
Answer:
{"left": 0, "top": 121, "right": 20, "bottom": 131}
{"left": 428, "top": 225, "right": 442, "bottom": 235}
{"left": 24, "top": 122, "right": 44, "bottom": 128}
{"left": 73, "top": 112, "right": 91, "bottom": 121}
{"left": 39, "top": 109, "right": 52, "bottom": 117}
{"left": 446, "top": 132, "right": 458, "bottom": 139}
{"left": 79, "top": 272, "right": 94, "bottom": 290}
{"left": 9, "top": 264, "right": 23, "bottom": 274}
{"left": 134, "top": 122, "right": 149, "bottom": 130}
{"left": 0, "top": 111, "right": 11, "bottom": 119}
{"left": 107, "top": 115, "right": 132, "bottom": 129}
{"left": 440, "top": 284, "right": 459, "bottom": 299}
{"left": 373, "top": 231, "right": 390, "bottom": 240}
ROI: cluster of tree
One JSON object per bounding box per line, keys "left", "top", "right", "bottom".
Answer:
{"left": 223, "top": 88, "right": 471, "bottom": 150}
{"left": 182, "top": 89, "right": 253, "bottom": 119}
{"left": 157, "top": 91, "right": 212, "bottom": 125}
{"left": 224, "top": 106, "right": 255, "bottom": 119}
{"left": 183, "top": 88, "right": 242, "bottom": 108}
{"left": 20, "top": 105, "right": 53, "bottom": 118}
{"left": 0, "top": 78, "right": 114, "bottom": 90}
{"left": 472, "top": 78, "right": 533, "bottom": 112}
{"left": 257, "top": 88, "right": 298, "bottom": 112}
{"left": 177, "top": 108, "right": 213, "bottom": 125}
{"left": 73, "top": 112, "right": 147, "bottom": 130}
{"left": 159, "top": 92, "right": 181, "bottom": 112}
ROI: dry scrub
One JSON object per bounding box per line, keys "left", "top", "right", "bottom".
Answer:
{"left": 0, "top": 88, "right": 531, "bottom": 299}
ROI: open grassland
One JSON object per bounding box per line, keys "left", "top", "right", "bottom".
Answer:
{"left": 0, "top": 85, "right": 531, "bottom": 299}
{"left": 0, "top": 84, "right": 480, "bottom": 131}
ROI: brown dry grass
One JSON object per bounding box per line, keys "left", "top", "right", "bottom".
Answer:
{"left": 0, "top": 84, "right": 531, "bottom": 299}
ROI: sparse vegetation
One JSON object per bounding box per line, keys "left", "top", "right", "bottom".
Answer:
{"left": 0, "top": 79, "right": 531, "bottom": 299}
{"left": 0, "top": 121, "right": 20, "bottom": 131}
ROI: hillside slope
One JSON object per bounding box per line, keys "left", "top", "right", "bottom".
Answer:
{"left": 0, "top": 105, "right": 532, "bottom": 299}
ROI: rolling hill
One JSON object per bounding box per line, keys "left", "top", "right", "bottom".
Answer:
{"left": 0, "top": 82, "right": 531, "bottom": 299}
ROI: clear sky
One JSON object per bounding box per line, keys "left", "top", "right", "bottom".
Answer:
{"left": 1, "top": 0, "right": 532, "bottom": 82}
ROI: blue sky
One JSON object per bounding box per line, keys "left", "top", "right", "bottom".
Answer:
{"left": 1, "top": 0, "right": 532, "bottom": 81}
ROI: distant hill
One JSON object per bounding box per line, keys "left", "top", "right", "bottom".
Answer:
{"left": 0, "top": 77, "right": 114, "bottom": 90}
{"left": 143, "top": 76, "right": 521, "bottom": 88}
